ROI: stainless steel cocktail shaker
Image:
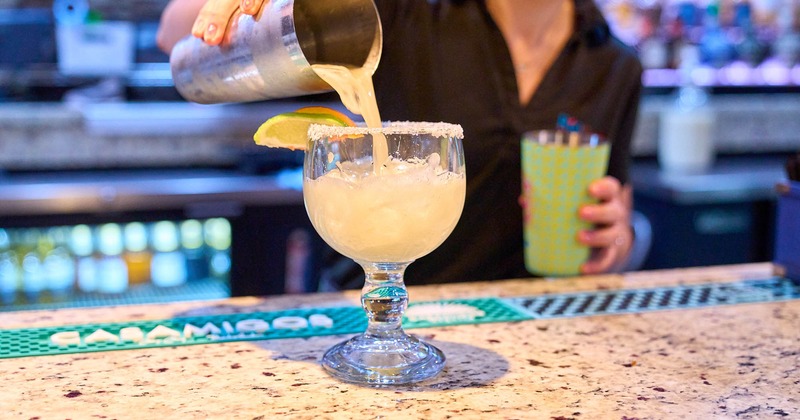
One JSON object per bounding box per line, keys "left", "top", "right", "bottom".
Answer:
{"left": 170, "top": 0, "right": 382, "bottom": 104}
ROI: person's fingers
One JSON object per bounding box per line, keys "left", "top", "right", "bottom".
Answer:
{"left": 190, "top": 16, "right": 205, "bottom": 39}
{"left": 578, "top": 224, "right": 620, "bottom": 248}
{"left": 579, "top": 214, "right": 633, "bottom": 274}
{"left": 588, "top": 176, "right": 621, "bottom": 201}
{"left": 577, "top": 178, "right": 634, "bottom": 274}
{"left": 579, "top": 200, "right": 619, "bottom": 225}
{"left": 581, "top": 246, "right": 619, "bottom": 274}
{"left": 241, "top": 0, "right": 267, "bottom": 15}
{"left": 579, "top": 177, "right": 625, "bottom": 225}
{"left": 192, "top": 0, "right": 240, "bottom": 45}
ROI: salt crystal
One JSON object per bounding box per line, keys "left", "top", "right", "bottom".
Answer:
{"left": 308, "top": 121, "right": 463, "bottom": 141}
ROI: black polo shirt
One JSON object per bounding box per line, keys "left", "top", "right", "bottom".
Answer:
{"left": 327, "top": 0, "right": 643, "bottom": 287}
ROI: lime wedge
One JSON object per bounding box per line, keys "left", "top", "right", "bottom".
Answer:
{"left": 294, "top": 106, "right": 355, "bottom": 125}
{"left": 253, "top": 107, "right": 355, "bottom": 151}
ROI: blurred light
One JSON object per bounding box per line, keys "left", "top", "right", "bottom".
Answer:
{"left": 691, "top": 66, "right": 717, "bottom": 87}
{"left": 760, "top": 60, "right": 791, "bottom": 85}
{"left": 98, "top": 223, "right": 124, "bottom": 256}
{"left": 180, "top": 220, "right": 204, "bottom": 250}
{"left": 204, "top": 218, "right": 232, "bottom": 251}
{"left": 719, "top": 61, "right": 752, "bottom": 85}
{"left": 70, "top": 224, "right": 94, "bottom": 257}
{"left": 791, "top": 65, "right": 800, "bottom": 85}
{"left": 152, "top": 221, "right": 179, "bottom": 253}
{"left": 124, "top": 222, "right": 148, "bottom": 253}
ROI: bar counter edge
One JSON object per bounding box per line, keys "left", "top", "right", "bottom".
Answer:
{"left": 1, "top": 262, "right": 797, "bottom": 419}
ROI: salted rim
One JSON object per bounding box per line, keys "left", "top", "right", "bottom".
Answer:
{"left": 308, "top": 121, "right": 463, "bottom": 141}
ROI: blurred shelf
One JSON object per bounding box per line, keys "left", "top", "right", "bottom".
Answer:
{"left": 0, "top": 168, "right": 304, "bottom": 218}
{"left": 2, "top": 62, "right": 174, "bottom": 88}
{"left": 643, "top": 62, "right": 800, "bottom": 94}
{"left": 631, "top": 155, "right": 789, "bottom": 205}
{"left": 0, "top": 277, "right": 231, "bottom": 313}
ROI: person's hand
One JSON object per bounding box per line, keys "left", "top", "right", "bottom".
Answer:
{"left": 191, "top": 0, "right": 267, "bottom": 46}
{"left": 577, "top": 176, "right": 633, "bottom": 274}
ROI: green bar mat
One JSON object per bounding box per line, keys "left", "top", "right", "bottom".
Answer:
{"left": 2, "top": 278, "right": 798, "bottom": 359}
{"left": 0, "top": 297, "right": 529, "bottom": 359}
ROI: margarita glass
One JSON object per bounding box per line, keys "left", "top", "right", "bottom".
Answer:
{"left": 304, "top": 121, "right": 466, "bottom": 385}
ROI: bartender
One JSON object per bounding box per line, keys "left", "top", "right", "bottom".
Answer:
{"left": 157, "top": 0, "right": 644, "bottom": 289}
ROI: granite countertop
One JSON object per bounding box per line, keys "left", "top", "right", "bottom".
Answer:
{"left": 1, "top": 263, "right": 798, "bottom": 419}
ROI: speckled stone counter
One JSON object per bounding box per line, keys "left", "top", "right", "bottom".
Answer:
{"left": 2, "top": 263, "right": 798, "bottom": 419}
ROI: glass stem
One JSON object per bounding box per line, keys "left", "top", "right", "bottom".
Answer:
{"left": 359, "top": 262, "right": 410, "bottom": 338}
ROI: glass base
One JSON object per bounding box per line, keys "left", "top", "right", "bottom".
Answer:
{"left": 321, "top": 332, "right": 445, "bottom": 385}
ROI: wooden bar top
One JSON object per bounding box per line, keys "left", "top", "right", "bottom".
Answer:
{"left": 1, "top": 263, "right": 797, "bottom": 419}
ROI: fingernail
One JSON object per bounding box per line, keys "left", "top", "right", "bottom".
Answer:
{"left": 206, "top": 23, "right": 217, "bottom": 36}
{"left": 192, "top": 19, "right": 204, "bottom": 34}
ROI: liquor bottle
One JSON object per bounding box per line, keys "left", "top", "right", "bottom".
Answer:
{"left": 204, "top": 218, "right": 232, "bottom": 279}
{"left": 775, "top": 0, "right": 800, "bottom": 67}
{"left": 20, "top": 229, "right": 46, "bottom": 303}
{"left": 700, "top": 1, "right": 736, "bottom": 68}
{"left": 658, "top": 45, "right": 716, "bottom": 174}
{"left": 71, "top": 224, "right": 98, "bottom": 293}
{"left": 42, "top": 227, "right": 76, "bottom": 301}
{"left": 733, "top": 1, "right": 768, "bottom": 66}
{"left": 637, "top": 2, "right": 669, "bottom": 69}
{"left": 123, "top": 222, "right": 152, "bottom": 285}
{"left": 96, "top": 223, "right": 129, "bottom": 294}
{"left": 180, "top": 219, "right": 209, "bottom": 281}
{"left": 150, "top": 221, "right": 187, "bottom": 288}
{"left": 0, "top": 228, "right": 19, "bottom": 305}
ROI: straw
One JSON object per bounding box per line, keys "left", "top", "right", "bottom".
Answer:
{"left": 568, "top": 132, "right": 579, "bottom": 148}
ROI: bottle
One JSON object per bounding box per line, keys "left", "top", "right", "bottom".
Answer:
{"left": 637, "top": 2, "right": 669, "bottom": 70}
{"left": 96, "top": 223, "right": 128, "bottom": 294}
{"left": 733, "top": 1, "right": 767, "bottom": 67}
{"left": 150, "top": 221, "right": 187, "bottom": 288}
{"left": 0, "top": 228, "right": 19, "bottom": 305}
{"left": 204, "top": 218, "right": 232, "bottom": 280}
{"left": 20, "top": 229, "right": 46, "bottom": 303}
{"left": 774, "top": 1, "right": 800, "bottom": 68}
{"left": 71, "top": 224, "right": 98, "bottom": 293}
{"left": 180, "top": 220, "right": 209, "bottom": 281}
{"left": 123, "top": 222, "right": 152, "bottom": 285}
{"left": 42, "top": 227, "right": 76, "bottom": 301}
{"left": 658, "top": 45, "right": 716, "bottom": 175}
{"left": 169, "top": 0, "right": 382, "bottom": 104}
{"left": 700, "top": 1, "right": 735, "bottom": 68}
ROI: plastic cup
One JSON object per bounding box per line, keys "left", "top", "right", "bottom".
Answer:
{"left": 521, "top": 130, "right": 610, "bottom": 277}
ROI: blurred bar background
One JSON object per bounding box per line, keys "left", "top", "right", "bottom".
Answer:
{"left": 0, "top": 0, "right": 798, "bottom": 311}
